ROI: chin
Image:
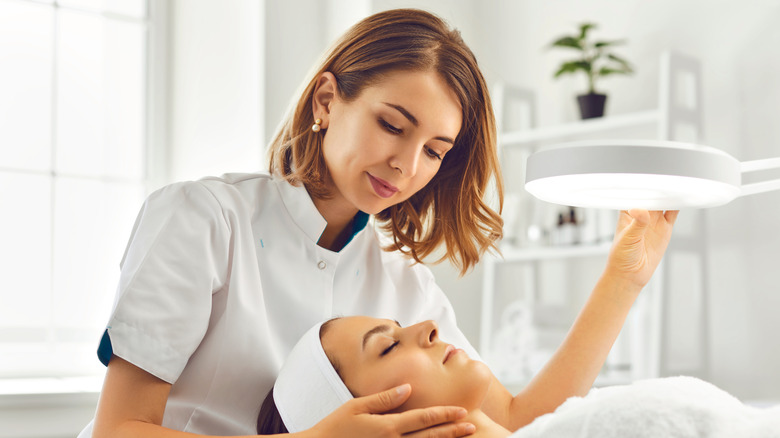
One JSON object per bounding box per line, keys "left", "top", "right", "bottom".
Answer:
{"left": 356, "top": 195, "right": 399, "bottom": 216}
{"left": 360, "top": 203, "right": 388, "bottom": 216}
{"left": 436, "top": 360, "right": 493, "bottom": 411}
{"left": 463, "top": 361, "right": 493, "bottom": 408}
{"left": 400, "top": 364, "right": 492, "bottom": 412}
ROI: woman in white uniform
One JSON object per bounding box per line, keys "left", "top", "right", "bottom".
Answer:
{"left": 80, "top": 8, "right": 678, "bottom": 438}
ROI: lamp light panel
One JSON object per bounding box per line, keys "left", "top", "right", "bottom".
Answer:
{"left": 524, "top": 140, "right": 777, "bottom": 210}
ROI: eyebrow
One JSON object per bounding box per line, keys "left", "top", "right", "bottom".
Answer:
{"left": 362, "top": 320, "right": 402, "bottom": 351}
{"left": 382, "top": 102, "right": 456, "bottom": 145}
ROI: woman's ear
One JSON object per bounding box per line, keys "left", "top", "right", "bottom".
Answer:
{"left": 312, "top": 72, "right": 338, "bottom": 129}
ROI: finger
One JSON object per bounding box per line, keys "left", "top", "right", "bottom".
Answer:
{"left": 626, "top": 208, "right": 650, "bottom": 227}
{"left": 664, "top": 210, "right": 680, "bottom": 225}
{"left": 403, "top": 421, "right": 476, "bottom": 438}
{"left": 393, "top": 406, "right": 469, "bottom": 434}
{"left": 613, "top": 210, "right": 649, "bottom": 243}
{"left": 616, "top": 210, "right": 632, "bottom": 229}
{"left": 612, "top": 210, "right": 632, "bottom": 238}
{"left": 354, "top": 384, "right": 412, "bottom": 414}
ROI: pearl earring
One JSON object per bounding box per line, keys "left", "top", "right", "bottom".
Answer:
{"left": 312, "top": 118, "right": 322, "bottom": 132}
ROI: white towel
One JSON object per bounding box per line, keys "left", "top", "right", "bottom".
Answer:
{"left": 512, "top": 376, "right": 780, "bottom": 438}
{"left": 273, "top": 322, "right": 353, "bottom": 433}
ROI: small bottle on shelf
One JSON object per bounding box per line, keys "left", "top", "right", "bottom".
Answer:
{"left": 552, "top": 207, "right": 581, "bottom": 245}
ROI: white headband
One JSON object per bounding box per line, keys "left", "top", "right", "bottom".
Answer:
{"left": 273, "top": 321, "right": 354, "bottom": 433}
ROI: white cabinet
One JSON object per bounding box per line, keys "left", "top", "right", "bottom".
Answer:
{"left": 480, "top": 51, "right": 708, "bottom": 390}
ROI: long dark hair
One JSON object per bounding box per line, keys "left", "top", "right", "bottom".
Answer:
{"left": 257, "top": 387, "right": 288, "bottom": 434}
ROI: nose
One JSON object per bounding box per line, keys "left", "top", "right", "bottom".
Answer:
{"left": 389, "top": 142, "right": 424, "bottom": 177}
{"left": 411, "top": 320, "right": 439, "bottom": 347}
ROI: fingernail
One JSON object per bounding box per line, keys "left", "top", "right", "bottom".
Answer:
{"left": 464, "top": 423, "right": 476, "bottom": 434}
{"left": 395, "top": 384, "right": 411, "bottom": 397}
{"left": 456, "top": 408, "right": 468, "bottom": 418}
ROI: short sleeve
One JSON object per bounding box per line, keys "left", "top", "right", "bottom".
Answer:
{"left": 102, "top": 181, "right": 230, "bottom": 383}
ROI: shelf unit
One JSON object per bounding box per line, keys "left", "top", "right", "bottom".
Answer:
{"left": 499, "top": 109, "right": 662, "bottom": 146}
{"left": 500, "top": 242, "right": 612, "bottom": 262}
{"left": 480, "top": 51, "right": 708, "bottom": 389}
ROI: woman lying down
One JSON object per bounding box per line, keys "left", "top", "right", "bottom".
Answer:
{"left": 258, "top": 316, "right": 780, "bottom": 437}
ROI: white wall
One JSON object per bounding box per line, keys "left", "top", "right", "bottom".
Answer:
{"left": 263, "top": 0, "right": 326, "bottom": 148}
{"left": 262, "top": 0, "right": 374, "bottom": 147}
{"left": 168, "top": 0, "right": 263, "bottom": 183}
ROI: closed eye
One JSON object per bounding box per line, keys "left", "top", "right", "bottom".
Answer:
{"left": 379, "top": 118, "right": 402, "bottom": 135}
{"left": 425, "top": 147, "right": 442, "bottom": 161}
{"left": 381, "top": 340, "right": 399, "bottom": 356}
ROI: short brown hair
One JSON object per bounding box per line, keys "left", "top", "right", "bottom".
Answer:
{"left": 268, "top": 8, "right": 503, "bottom": 275}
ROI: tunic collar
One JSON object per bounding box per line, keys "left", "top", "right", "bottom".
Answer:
{"left": 273, "top": 176, "right": 369, "bottom": 246}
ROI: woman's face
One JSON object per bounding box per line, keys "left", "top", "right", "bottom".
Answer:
{"left": 320, "top": 70, "right": 462, "bottom": 215}
{"left": 321, "top": 316, "right": 492, "bottom": 412}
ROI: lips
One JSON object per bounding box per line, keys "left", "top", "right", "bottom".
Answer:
{"left": 368, "top": 173, "right": 399, "bottom": 199}
{"left": 443, "top": 345, "right": 456, "bottom": 364}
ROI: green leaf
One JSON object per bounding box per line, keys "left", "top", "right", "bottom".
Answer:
{"left": 550, "top": 36, "right": 583, "bottom": 50}
{"left": 607, "top": 53, "right": 633, "bottom": 71}
{"left": 598, "top": 66, "right": 632, "bottom": 77}
{"left": 548, "top": 22, "right": 634, "bottom": 86}
{"left": 554, "top": 60, "right": 591, "bottom": 78}
{"left": 579, "top": 23, "right": 597, "bottom": 39}
{"left": 594, "top": 39, "right": 626, "bottom": 49}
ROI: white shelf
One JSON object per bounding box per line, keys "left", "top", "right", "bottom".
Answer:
{"left": 483, "top": 52, "right": 706, "bottom": 387}
{"left": 498, "top": 242, "right": 612, "bottom": 263}
{"left": 499, "top": 109, "right": 661, "bottom": 147}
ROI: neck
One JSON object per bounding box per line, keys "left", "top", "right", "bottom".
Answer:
{"left": 464, "top": 409, "right": 512, "bottom": 438}
{"left": 310, "top": 191, "right": 360, "bottom": 252}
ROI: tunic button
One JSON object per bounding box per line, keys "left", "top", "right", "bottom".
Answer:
{"left": 317, "top": 260, "right": 327, "bottom": 270}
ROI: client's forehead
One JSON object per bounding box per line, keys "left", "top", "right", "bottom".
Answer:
{"left": 330, "top": 316, "right": 393, "bottom": 337}
{"left": 323, "top": 316, "right": 397, "bottom": 354}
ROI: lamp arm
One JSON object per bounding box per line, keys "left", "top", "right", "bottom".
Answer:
{"left": 739, "top": 157, "right": 780, "bottom": 196}
{"left": 740, "top": 157, "right": 780, "bottom": 172}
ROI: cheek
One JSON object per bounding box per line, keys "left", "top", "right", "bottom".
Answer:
{"left": 321, "top": 127, "right": 347, "bottom": 167}
{"left": 386, "top": 355, "right": 447, "bottom": 411}
{"left": 323, "top": 128, "right": 378, "bottom": 179}
{"left": 397, "top": 167, "right": 439, "bottom": 204}
{"left": 414, "top": 166, "right": 440, "bottom": 188}
{"left": 352, "top": 354, "right": 430, "bottom": 399}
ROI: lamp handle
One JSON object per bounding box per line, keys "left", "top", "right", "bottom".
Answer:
{"left": 740, "top": 157, "right": 780, "bottom": 196}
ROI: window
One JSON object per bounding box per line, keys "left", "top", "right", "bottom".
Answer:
{"left": 0, "top": 0, "right": 162, "bottom": 378}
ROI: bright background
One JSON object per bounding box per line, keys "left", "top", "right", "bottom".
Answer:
{"left": 1, "top": 1, "right": 778, "bottom": 437}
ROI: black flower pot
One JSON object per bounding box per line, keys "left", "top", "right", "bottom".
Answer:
{"left": 577, "top": 93, "right": 607, "bottom": 119}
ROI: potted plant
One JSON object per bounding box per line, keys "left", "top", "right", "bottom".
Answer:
{"left": 548, "top": 23, "right": 634, "bottom": 119}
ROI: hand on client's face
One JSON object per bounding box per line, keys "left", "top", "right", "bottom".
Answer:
{"left": 312, "top": 383, "right": 477, "bottom": 438}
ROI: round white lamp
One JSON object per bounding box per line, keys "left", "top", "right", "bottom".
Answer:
{"left": 524, "top": 140, "right": 780, "bottom": 210}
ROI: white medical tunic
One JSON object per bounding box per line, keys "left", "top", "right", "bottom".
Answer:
{"left": 78, "top": 172, "right": 479, "bottom": 436}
